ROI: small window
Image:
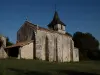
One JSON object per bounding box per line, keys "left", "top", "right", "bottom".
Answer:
{"left": 61, "top": 25, "right": 63, "bottom": 30}
{"left": 54, "top": 25, "right": 58, "bottom": 30}
{"left": 18, "top": 34, "right": 20, "bottom": 40}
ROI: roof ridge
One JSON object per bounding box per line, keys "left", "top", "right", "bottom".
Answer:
{"left": 25, "top": 21, "right": 71, "bottom": 37}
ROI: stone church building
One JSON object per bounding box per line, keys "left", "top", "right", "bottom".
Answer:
{"left": 5, "top": 11, "right": 79, "bottom": 62}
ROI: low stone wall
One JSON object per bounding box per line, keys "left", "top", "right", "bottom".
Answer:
{"left": 20, "top": 42, "right": 33, "bottom": 59}
{"left": 0, "top": 47, "right": 8, "bottom": 59}
{"left": 73, "top": 47, "right": 79, "bottom": 62}
{"left": 0, "top": 36, "right": 8, "bottom": 59}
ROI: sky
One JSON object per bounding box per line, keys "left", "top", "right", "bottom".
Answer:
{"left": 0, "top": 0, "right": 100, "bottom": 43}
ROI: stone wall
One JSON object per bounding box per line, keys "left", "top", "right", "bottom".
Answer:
{"left": 20, "top": 42, "right": 33, "bottom": 59}
{"left": 0, "top": 36, "right": 8, "bottom": 58}
{"left": 0, "top": 47, "right": 8, "bottom": 58}
{"left": 73, "top": 47, "right": 79, "bottom": 62}
{"left": 35, "top": 29, "right": 78, "bottom": 62}
{"left": 17, "top": 29, "right": 79, "bottom": 62}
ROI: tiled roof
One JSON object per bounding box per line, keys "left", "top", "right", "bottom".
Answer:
{"left": 25, "top": 21, "right": 72, "bottom": 37}
{"left": 5, "top": 40, "right": 33, "bottom": 49}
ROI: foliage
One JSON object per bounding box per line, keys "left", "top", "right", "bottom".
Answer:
{"left": 66, "top": 32, "right": 72, "bottom": 37}
{"left": 73, "top": 32, "right": 100, "bottom": 60}
{"left": 6, "top": 37, "right": 13, "bottom": 46}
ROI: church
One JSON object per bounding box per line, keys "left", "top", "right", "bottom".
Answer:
{"left": 5, "top": 11, "right": 79, "bottom": 62}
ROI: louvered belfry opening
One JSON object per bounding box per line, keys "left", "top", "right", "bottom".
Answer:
{"left": 48, "top": 11, "right": 66, "bottom": 30}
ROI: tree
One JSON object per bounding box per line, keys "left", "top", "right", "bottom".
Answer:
{"left": 73, "top": 32, "right": 100, "bottom": 60}
{"left": 6, "top": 37, "right": 13, "bottom": 46}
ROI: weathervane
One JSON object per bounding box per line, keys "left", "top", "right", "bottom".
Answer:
{"left": 26, "top": 16, "right": 29, "bottom": 21}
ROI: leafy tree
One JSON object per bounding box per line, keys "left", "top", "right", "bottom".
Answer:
{"left": 6, "top": 37, "right": 13, "bottom": 46}
{"left": 73, "top": 32, "right": 100, "bottom": 60}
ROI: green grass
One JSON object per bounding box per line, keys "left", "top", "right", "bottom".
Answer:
{"left": 0, "top": 59, "right": 100, "bottom": 75}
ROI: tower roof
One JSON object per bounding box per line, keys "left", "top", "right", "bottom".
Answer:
{"left": 48, "top": 11, "right": 66, "bottom": 28}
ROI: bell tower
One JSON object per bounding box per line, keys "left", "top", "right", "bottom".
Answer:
{"left": 48, "top": 11, "right": 66, "bottom": 34}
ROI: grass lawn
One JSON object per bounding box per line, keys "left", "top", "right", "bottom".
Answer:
{"left": 0, "top": 59, "right": 100, "bottom": 75}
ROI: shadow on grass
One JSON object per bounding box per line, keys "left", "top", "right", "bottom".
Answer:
{"left": 8, "top": 68, "right": 100, "bottom": 75}
{"left": 56, "top": 70, "right": 100, "bottom": 75}
{"left": 8, "top": 68, "right": 50, "bottom": 75}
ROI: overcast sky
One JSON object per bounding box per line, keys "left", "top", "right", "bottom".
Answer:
{"left": 0, "top": 0, "right": 100, "bottom": 43}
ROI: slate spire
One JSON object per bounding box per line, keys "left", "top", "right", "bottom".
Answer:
{"left": 53, "top": 11, "right": 60, "bottom": 22}
{"left": 48, "top": 11, "right": 66, "bottom": 28}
